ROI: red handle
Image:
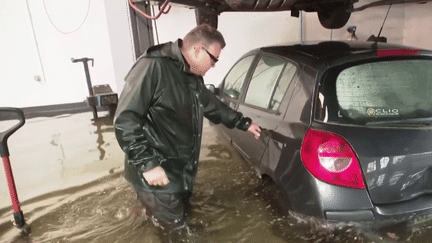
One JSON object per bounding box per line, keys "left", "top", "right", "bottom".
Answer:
{"left": 2, "top": 156, "right": 21, "bottom": 212}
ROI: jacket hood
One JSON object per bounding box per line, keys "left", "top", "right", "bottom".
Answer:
{"left": 143, "top": 39, "right": 190, "bottom": 73}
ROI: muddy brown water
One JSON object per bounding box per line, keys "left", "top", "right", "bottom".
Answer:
{"left": 1, "top": 112, "right": 432, "bottom": 243}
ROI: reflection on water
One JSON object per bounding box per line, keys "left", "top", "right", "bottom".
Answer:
{"left": 2, "top": 174, "right": 158, "bottom": 243}
{"left": 92, "top": 115, "right": 115, "bottom": 161}
{"left": 1, "top": 120, "right": 432, "bottom": 242}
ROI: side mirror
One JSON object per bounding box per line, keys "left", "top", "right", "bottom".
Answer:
{"left": 224, "top": 89, "right": 240, "bottom": 100}
{"left": 205, "top": 84, "right": 220, "bottom": 95}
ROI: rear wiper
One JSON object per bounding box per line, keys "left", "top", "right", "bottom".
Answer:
{"left": 366, "top": 117, "right": 432, "bottom": 126}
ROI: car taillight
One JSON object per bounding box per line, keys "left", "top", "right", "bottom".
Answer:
{"left": 300, "top": 129, "right": 366, "bottom": 189}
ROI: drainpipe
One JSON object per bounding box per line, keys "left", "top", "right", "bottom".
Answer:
{"left": 300, "top": 10, "right": 304, "bottom": 43}
{"left": 26, "top": 0, "right": 46, "bottom": 84}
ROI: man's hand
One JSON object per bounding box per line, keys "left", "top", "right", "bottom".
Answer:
{"left": 142, "top": 166, "right": 170, "bottom": 186}
{"left": 247, "top": 122, "right": 261, "bottom": 140}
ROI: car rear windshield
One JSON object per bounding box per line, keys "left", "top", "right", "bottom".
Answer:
{"left": 317, "top": 59, "right": 432, "bottom": 126}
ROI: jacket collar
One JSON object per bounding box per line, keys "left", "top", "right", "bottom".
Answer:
{"left": 144, "top": 39, "right": 191, "bottom": 73}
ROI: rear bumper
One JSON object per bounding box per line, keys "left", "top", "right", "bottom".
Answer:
{"left": 375, "top": 194, "right": 432, "bottom": 217}
{"left": 282, "top": 170, "right": 432, "bottom": 227}
{"left": 322, "top": 185, "right": 432, "bottom": 227}
{"left": 373, "top": 194, "right": 432, "bottom": 227}
{"left": 326, "top": 210, "right": 374, "bottom": 221}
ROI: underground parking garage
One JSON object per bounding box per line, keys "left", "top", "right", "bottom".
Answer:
{"left": 2, "top": 0, "right": 432, "bottom": 242}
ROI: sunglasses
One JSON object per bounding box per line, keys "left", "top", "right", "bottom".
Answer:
{"left": 202, "top": 48, "right": 219, "bottom": 64}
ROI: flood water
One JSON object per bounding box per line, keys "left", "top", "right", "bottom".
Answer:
{"left": 1, "top": 111, "right": 432, "bottom": 243}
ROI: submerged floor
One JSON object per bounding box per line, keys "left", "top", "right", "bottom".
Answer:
{"left": 0, "top": 111, "right": 123, "bottom": 210}
{"left": 1, "top": 111, "right": 432, "bottom": 243}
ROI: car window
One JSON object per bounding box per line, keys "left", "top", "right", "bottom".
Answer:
{"left": 244, "top": 56, "right": 295, "bottom": 110}
{"left": 271, "top": 62, "right": 297, "bottom": 110}
{"left": 223, "top": 55, "right": 255, "bottom": 100}
{"left": 327, "top": 60, "right": 432, "bottom": 125}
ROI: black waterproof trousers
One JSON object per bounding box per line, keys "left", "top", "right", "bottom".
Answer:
{"left": 135, "top": 189, "right": 191, "bottom": 230}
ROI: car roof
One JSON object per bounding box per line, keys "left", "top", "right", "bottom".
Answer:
{"left": 253, "top": 41, "right": 432, "bottom": 69}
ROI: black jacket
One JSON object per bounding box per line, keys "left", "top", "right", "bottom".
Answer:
{"left": 114, "top": 40, "right": 252, "bottom": 193}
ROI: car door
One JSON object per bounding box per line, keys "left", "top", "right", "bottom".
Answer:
{"left": 218, "top": 54, "right": 258, "bottom": 141}
{"left": 230, "top": 54, "right": 299, "bottom": 167}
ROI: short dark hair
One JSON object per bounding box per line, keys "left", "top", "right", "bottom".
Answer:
{"left": 183, "top": 24, "right": 226, "bottom": 49}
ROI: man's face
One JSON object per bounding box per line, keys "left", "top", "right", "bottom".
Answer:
{"left": 189, "top": 43, "right": 222, "bottom": 76}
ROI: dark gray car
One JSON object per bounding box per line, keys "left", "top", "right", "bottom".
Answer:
{"left": 214, "top": 41, "right": 432, "bottom": 228}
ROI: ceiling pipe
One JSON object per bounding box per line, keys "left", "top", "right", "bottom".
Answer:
{"left": 129, "top": 0, "right": 171, "bottom": 20}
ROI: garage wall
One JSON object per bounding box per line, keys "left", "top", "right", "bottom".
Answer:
{"left": 303, "top": 0, "right": 432, "bottom": 50}
{"left": 1, "top": 0, "right": 134, "bottom": 108}
{"left": 3, "top": 0, "right": 432, "bottom": 108}
{"left": 103, "top": 0, "right": 136, "bottom": 95}
{"left": 403, "top": 2, "right": 432, "bottom": 49}
{"left": 1, "top": 1, "right": 42, "bottom": 107}
{"left": 152, "top": 5, "right": 301, "bottom": 86}
{"left": 154, "top": 1, "right": 432, "bottom": 87}
{"left": 303, "top": 2, "right": 405, "bottom": 43}
{"left": 212, "top": 11, "right": 301, "bottom": 86}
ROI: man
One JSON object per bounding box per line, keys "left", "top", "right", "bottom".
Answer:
{"left": 114, "top": 24, "right": 261, "bottom": 234}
